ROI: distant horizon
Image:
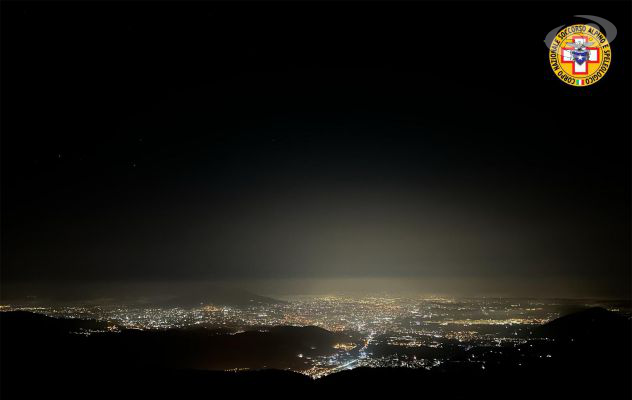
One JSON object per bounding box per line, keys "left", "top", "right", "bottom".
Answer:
{"left": 2, "top": 277, "right": 630, "bottom": 304}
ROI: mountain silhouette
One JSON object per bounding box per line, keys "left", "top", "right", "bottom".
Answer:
{"left": 533, "top": 306, "right": 630, "bottom": 342}
{"left": 154, "top": 288, "right": 287, "bottom": 307}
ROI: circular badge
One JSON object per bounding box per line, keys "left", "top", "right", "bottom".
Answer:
{"left": 549, "top": 24, "right": 612, "bottom": 87}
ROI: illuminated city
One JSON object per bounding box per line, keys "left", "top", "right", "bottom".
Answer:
{"left": 2, "top": 296, "right": 627, "bottom": 378}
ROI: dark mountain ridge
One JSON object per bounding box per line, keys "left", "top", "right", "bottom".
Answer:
{"left": 532, "top": 306, "right": 631, "bottom": 341}
{"left": 1, "top": 286, "right": 285, "bottom": 308}
{"left": 153, "top": 288, "right": 286, "bottom": 307}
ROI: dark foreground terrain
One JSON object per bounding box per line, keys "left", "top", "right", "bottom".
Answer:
{"left": 1, "top": 307, "right": 630, "bottom": 399}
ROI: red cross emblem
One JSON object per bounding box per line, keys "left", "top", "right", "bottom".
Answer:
{"left": 561, "top": 36, "right": 600, "bottom": 75}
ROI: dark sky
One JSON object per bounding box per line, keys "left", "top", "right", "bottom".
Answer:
{"left": 1, "top": 1, "right": 630, "bottom": 298}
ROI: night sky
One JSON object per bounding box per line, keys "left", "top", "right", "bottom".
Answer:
{"left": 1, "top": 1, "right": 630, "bottom": 299}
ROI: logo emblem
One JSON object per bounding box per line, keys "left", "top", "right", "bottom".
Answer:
{"left": 548, "top": 24, "right": 612, "bottom": 87}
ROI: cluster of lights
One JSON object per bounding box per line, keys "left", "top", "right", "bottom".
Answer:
{"left": 3, "top": 296, "right": 599, "bottom": 377}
